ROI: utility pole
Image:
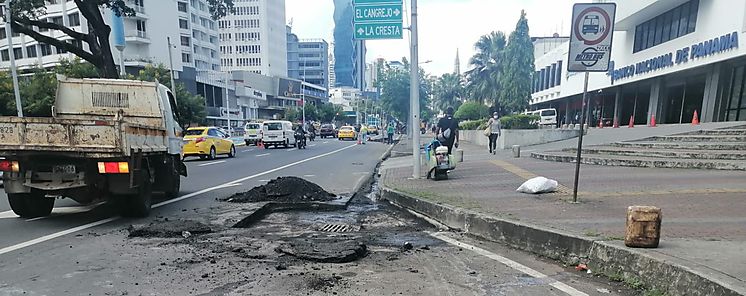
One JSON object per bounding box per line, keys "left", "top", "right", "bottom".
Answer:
{"left": 302, "top": 66, "right": 306, "bottom": 129}
{"left": 4, "top": 2, "right": 23, "bottom": 117}
{"left": 409, "top": 0, "right": 420, "bottom": 179}
{"left": 166, "top": 37, "right": 177, "bottom": 100}
{"left": 225, "top": 71, "right": 231, "bottom": 137}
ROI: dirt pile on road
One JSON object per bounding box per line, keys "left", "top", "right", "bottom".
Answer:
{"left": 221, "top": 177, "right": 337, "bottom": 203}
{"left": 127, "top": 220, "right": 213, "bottom": 238}
{"left": 275, "top": 238, "right": 368, "bottom": 263}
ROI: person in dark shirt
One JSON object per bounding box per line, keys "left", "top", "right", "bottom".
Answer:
{"left": 436, "top": 107, "right": 459, "bottom": 154}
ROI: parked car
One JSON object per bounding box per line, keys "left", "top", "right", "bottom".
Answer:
{"left": 244, "top": 122, "right": 263, "bottom": 145}
{"left": 262, "top": 120, "right": 297, "bottom": 148}
{"left": 319, "top": 124, "right": 337, "bottom": 138}
{"left": 183, "top": 127, "right": 236, "bottom": 160}
{"left": 337, "top": 126, "right": 357, "bottom": 140}
{"left": 367, "top": 125, "right": 379, "bottom": 135}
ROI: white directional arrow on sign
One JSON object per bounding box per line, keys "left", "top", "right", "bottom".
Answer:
{"left": 358, "top": 28, "right": 365, "bottom": 35}
{"left": 394, "top": 8, "right": 400, "bottom": 16}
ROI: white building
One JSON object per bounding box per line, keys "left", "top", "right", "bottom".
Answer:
{"left": 218, "top": 0, "right": 287, "bottom": 77}
{"left": 532, "top": 0, "right": 746, "bottom": 126}
{"left": 330, "top": 86, "right": 362, "bottom": 108}
{"left": 0, "top": 0, "right": 220, "bottom": 78}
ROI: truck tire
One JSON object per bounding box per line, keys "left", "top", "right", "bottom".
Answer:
{"left": 8, "top": 191, "right": 54, "bottom": 218}
{"left": 245, "top": 140, "right": 250, "bottom": 146}
{"left": 164, "top": 157, "right": 181, "bottom": 199}
{"left": 119, "top": 170, "right": 152, "bottom": 217}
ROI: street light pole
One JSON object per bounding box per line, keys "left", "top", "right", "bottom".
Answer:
{"left": 302, "top": 65, "right": 306, "bottom": 128}
{"left": 410, "top": 0, "right": 421, "bottom": 179}
{"left": 4, "top": 2, "right": 23, "bottom": 117}
{"left": 225, "top": 71, "right": 231, "bottom": 137}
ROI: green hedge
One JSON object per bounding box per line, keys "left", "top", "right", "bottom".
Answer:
{"left": 458, "top": 119, "right": 488, "bottom": 130}
{"left": 499, "top": 114, "right": 540, "bottom": 129}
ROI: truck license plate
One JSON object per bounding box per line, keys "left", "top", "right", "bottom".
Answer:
{"left": 53, "top": 164, "right": 76, "bottom": 174}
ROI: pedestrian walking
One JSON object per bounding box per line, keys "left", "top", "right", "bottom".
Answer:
{"left": 360, "top": 124, "right": 368, "bottom": 144}
{"left": 486, "top": 112, "right": 501, "bottom": 154}
{"left": 386, "top": 123, "right": 395, "bottom": 144}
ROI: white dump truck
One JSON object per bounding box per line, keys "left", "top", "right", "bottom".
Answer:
{"left": 0, "top": 78, "right": 186, "bottom": 218}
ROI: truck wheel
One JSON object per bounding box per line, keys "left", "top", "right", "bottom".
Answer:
{"left": 208, "top": 147, "right": 217, "bottom": 160}
{"left": 120, "top": 170, "right": 153, "bottom": 217}
{"left": 7, "top": 192, "right": 54, "bottom": 218}
{"left": 164, "top": 158, "right": 181, "bottom": 199}
{"left": 245, "top": 140, "right": 250, "bottom": 146}
{"left": 228, "top": 145, "right": 236, "bottom": 158}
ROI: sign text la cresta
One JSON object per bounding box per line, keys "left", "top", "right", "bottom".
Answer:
{"left": 608, "top": 31, "right": 738, "bottom": 82}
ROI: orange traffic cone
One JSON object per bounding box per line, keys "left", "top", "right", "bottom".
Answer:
{"left": 628, "top": 115, "right": 635, "bottom": 128}
{"left": 613, "top": 116, "right": 620, "bottom": 128}
{"left": 258, "top": 140, "right": 264, "bottom": 149}
{"left": 649, "top": 115, "right": 657, "bottom": 127}
{"left": 692, "top": 110, "right": 700, "bottom": 125}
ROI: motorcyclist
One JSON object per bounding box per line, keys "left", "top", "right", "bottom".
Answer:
{"left": 307, "top": 122, "right": 317, "bottom": 141}
{"left": 294, "top": 124, "right": 307, "bottom": 148}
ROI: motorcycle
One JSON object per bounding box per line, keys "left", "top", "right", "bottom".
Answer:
{"left": 425, "top": 139, "right": 455, "bottom": 180}
{"left": 295, "top": 132, "right": 307, "bottom": 149}
{"left": 309, "top": 131, "right": 316, "bottom": 141}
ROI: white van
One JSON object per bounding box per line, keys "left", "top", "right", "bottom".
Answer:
{"left": 244, "top": 122, "right": 263, "bottom": 146}
{"left": 527, "top": 109, "right": 557, "bottom": 126}
{"left": 262, "top": 120, "right": 296, "bottom": 148}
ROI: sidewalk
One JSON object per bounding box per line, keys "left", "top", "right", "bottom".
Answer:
{"left": 380, "top": 131, "right": 746, "bottom": 295}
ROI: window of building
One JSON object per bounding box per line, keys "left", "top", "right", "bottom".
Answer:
{"left": 179, "top": 18, "right": 189, "bottom": 29}
{"left": 13, "top": 47, "right": 22, "bottom": 59}
{"left": 199, "top": 2, "right": 206, "bottom": 11}
{"left": 68, "top": 13, "right": 80, "bottom": 26}
{"left": 633, "top": 0, "right": 698, "bottom": 53}
{"left": 134, "top": 0, "right": 144, "bottom": 7}
{"left": 1, "top": 49, "right": 8, "bottom": 61}
{"left": 182, "top": 52, "right": 192, "bottom": 63}
{"left": 0, "top": 29, "right": 5, "bottom": 40}
{"left": 136, "top": 20, "right": 146, "bottom": 33}
{"left": 177, "top": 1, "right": 188, "bottom": 12}
{"left": 191, "top": 14, "right": 198, "bottom": 23}
{"left": 51, "top": 16, "right": 63, "bottom": 26}
{"left": 26, "top": 45, "right": 37, "bottom": 58}
{"left": 55, "top": 45, "right": 66, "bottom": 54}
{"left": 40, "top": 43, "right": 52, "bottom": 56}
{"left": 180, "top": 36, "right": 190, "bottom": 46}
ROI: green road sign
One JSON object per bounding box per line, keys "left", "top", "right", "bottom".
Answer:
{"left": 354, "top": 0, "right": 402, "bottom": 5}
{"left": 354, "top": 3, "right": 403, "bottom": 23}
{"left": 354, "top": 22, "right": 403, "bottom": 40}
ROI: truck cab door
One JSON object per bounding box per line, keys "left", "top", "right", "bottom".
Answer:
{"left": 161, "top": 87, "right": 183, "bottom": 155}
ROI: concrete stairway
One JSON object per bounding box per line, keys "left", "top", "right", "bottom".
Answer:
{"left": 531, "top": 126, "right": 746, "bottom": 170}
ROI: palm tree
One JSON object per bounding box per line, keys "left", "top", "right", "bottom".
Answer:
{"left": 433, "top": 73, "right": 464, "bottom": 111}
{"left": 465, "top": 31, "right": 507, "bottom": 108}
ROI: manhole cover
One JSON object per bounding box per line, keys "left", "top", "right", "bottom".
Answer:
{"left": 317, "top": 224, "right": 359, "bottom": 233}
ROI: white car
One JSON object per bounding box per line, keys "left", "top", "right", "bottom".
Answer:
{"left": 243, "top": 122, "right": 263, "bottom": 145}
{"left": 261, "top": 120, "right": 297, "bottom": 148}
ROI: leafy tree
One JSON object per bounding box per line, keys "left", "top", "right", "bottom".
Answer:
{"left": 55, "top": 58, "right": 99, "bottom": 78}
{"left": 318, "top": 103, "right": 342, "bottom": 123}
{"left": 19, "top": 68, "right": 56, "bottom": 116}
{"left": 6, "top": 0, "right": 234, "bottom": 78}
{"left": 499, "top": 10, "right": 535, "bottom": 113}
{"left": 284, "top": 107, "right": 300, "bottom": 122}
{"left": 454, "top": 101, "right": 489, "bottom": 120}
{"left": 465, "top": 31, "right": 506, "bottom": 107}
{"left": 131, "top": 64, "right": 205, "bottom": 128}
{"left": 433, "top": 73, "right": 464, "bottom": 111}
{"left": 378, "top": 61, "right": 430, "bottom": 121}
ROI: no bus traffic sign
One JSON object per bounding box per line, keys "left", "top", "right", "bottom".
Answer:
{"left": 567, "top": 3, "right": 616, "bottom": 72}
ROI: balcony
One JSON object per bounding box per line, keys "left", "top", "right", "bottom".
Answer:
{"left": 130, "top": 5, "right": 148, "bottom": 19}
{"left": 125, "top": 31, "right": 150, "bottom": 44}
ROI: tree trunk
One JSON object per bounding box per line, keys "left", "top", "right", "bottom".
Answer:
{"left": 77, "top": 1, "right": 119, "bottom": 79}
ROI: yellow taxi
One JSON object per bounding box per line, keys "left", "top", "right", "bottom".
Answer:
{"left": 337, "top": 125, "right": 357, "bottom": 140}
{"left": 367, "top": 125, "right": 379, "bottom": 135}
{"left": 183, "top": 127, "right": 236, "bottom": 160}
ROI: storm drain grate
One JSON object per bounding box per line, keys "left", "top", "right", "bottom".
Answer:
{"left": 318, "top": 224, "right": 359, "bottom": 233}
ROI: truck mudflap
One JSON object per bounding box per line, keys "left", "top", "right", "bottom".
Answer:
{"left": 179, "top": 161, "right": 188, "bottom": 177}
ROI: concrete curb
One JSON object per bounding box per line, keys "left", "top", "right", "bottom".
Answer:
{"left": 380, "top": 186, "right": 745, "bottom": 296}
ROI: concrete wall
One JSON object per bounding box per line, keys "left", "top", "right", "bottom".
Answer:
{"left": 461, "top": 129, "right": 580, "bottom": 149}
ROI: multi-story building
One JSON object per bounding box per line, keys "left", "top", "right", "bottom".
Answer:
{"left": 294, "top": 39, "right": 329, "bottom": 89}
{"left": 532, "top": 0, "right": 746, "bottom": 126}
{"left": 218, "top": 0, "right": 287, "bottom": 77}
{"left": 333, "top": 0, "right": 365, "bottom": 89}
{"left": 0, "top": 0, "right": 219, "bottom": 91}
{"left": 329, "top": 52, "right": 336, "bottom": 87}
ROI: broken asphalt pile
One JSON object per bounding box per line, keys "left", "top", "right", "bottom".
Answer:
{"left": 220, "top": 176, "right": 338, "bottom": 203}
{"left": 127, "top": 219, "right": 213, "bottom": 238}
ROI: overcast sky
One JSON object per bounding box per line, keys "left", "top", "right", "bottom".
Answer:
{"left": 286, "top": 0, "right": 575, "bottom": 76}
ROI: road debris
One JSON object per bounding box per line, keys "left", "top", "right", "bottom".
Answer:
{"left": 127, "top": 220, "right": 213, "bottom": 238}
{"left": 221, "top": 177, "right": 338, "bottom": 203}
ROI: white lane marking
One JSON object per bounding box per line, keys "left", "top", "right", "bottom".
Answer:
{"left": 430, "top": 232, "right": 588, "bottom": 296}
{"left": 214, "top": 182, "right": 242, "bottom": 189}
{"left": 258, "top": 179, "right": 270, "bottom": 182}
{"left": 287, "top": 148, "right": 297, "bottom": 152}
{"left": 197, "top": 160, "right": 226, "bottom": 167}
{"left": 303, "top": 175, "right": 315, "bottom": 177}
{"left": 0, "top": 144, "right": 358, "bottom": 256}
{"left": 242, "top": 149, "right": 255, "bottom": 153}
{"left": 323, "top": 141, "right": 329, "bottom": 144}
{"left": 309, "top": 144, "right": 316, "bottom": 147}
{"left": 256, "top": 153, "right": 270, "bottom": 157}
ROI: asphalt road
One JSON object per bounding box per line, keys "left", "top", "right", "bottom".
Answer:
{"left": 0, "top": 137, "right": 385, "bottom": 253}
{"left": 0, "top": 137, "right": 634, "bottom": 295}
